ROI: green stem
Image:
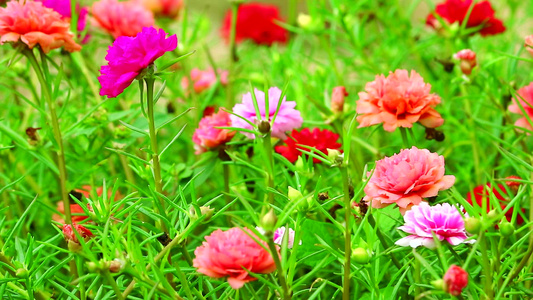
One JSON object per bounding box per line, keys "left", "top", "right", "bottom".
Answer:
{"left": 0, "top": 252, "right": 47, "bottom": 300}
{"left": 341, "top": 167, "right": 351, "bottom": 300}
{"left": 478, "top": 231, "right": 493, "bottom": 298}
{"left": 24, "top": 48, "right": 71, "bottom": 225}
{"left": 459, "top": 83, "right": 481, "bottom": 183}
{"left": 368, "top": 215, "right": 402, "bottom": 270}
{"left": 413, "top": 250, "right": 421, "bottom": 296}
{"left": 265, "top": 231, "right": 291, "bottom": 300}
{"left": 400, "top": 127, "right": 409, "bottom": 148}
{"left": 223, "top": 163, "right": 231, "bottom": 204}
{"left": 263, "top": 133, "right": 275, "bottom": 204}
{"left": 104, "top": 271, "right": 125, "bottom": 300}
{"left": 226, "top": 1, "right": 239, "bottom": 108}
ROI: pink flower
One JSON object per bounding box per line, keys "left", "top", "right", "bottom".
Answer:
{"left": 192, "top": 109, "right": 235, "bottom": 154}
{"left": 525, "top": 35, "right": 533, "bottom": 56}
{"left": 98, "top": 26, "right": 177, "bottom": 98}
{"left": 62, "top": 224, "right": 94, "bottom": 244}
{"left": 0, "top": 0, "right": 81, "bottom": 53}
{"left": 193, "top": 228, "right": 277, "bottom": 289}
{"left": 508, "top": 82, "right": 533, "bottom": 133}
{"left": 181, "top": 68, "right": 229, "bottom": 94}
{"left": 331, "top": 86, "right": 348, "bottom": 113}
{"left": 91, "top": 0, "right": 154, "bottom": 38}
{"left": 273, "top": 226, "right": 300, "bottom": 249}
{"left": 231, "top": 87, "right": 303, "bottom": 139}
{"left": 38, "top": 0, "right": 88, "bottom": 35}
{"left": 356, "top": 70, "right": 444, "bottom": 132}
{"left": 363, "top": 147, "right": 455, "bottom": 213}
{"left": 444, "top": 265, "right": 469, "bottom": 296}
{"left": 395, "top": 202, "right": 473, "bottom": 248}
{"left": 453, "top": 49, "right": 477, "bottom": 75}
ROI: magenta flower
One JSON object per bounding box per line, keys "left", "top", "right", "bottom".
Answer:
{"left": 98, "top": 26, "right": 177, "bottom": 98}
{"left": 39, "top": 0, "right": 88, "bottom": 32}
{"left": 230, "top": 87, "right": 303, "bottom": 139}
{"left": 273, "top": 226, "right": 300, "bottom": 249}
{"left": 395, "top": 202, "right": 474, "bottom": 248}
{"left": 363, "top": 147, "right": 455, "bottom": 214}
{"left": 192, "top": 109, "right": 235, "bottom": 154}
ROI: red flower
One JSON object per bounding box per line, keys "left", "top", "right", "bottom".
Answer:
{"left": 221, "top": 3, "right": 288, "bottom": 46}
{"left": 466, "top": 178, "right": 524, "bottom": 224}
{"left": 62, "top": 224, "right": 94, "bottom": 244}
{"left": 275, "top": 128, "right": 341, "bottom": 163}
{"left": 443, "top": 265, "right": 468, "bottom": 296}
{"left": 426, "top": 0, "right": 505, "bottom": 37}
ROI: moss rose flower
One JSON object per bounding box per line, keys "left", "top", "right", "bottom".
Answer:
{"left": 356, "top": 70, "right": 444, "bottom": 132}
{"left": 98, "top": 26, "right": 177, "bottom": 98}
{"left": 181, "top": 68, "right": 229, "bottom": 94}
{"left": 192, "top": 109, "right": 235, "bottom": 154}
{"left": 138, "top": 0, "right": 182, "bottom": 18}
{"left": 444, "top": 265, "right": 469, "bottom": 296}
{"left": 193, "top": 228, "right": 277, "bottom": 289}
{"left": 426, "top": 0, "right": 505, "bottom": 37}
{"left": 92, "top": 0, "right": 154, "bottom": 38}
{"left": 363, "top": 147, "right": 455, "bottom": 213}
{"left": 0, "top": 0, "right": 81, "bottom": 53}
{"left": 395, "top": 202, "right": 473, "bottom": 248}
{"left": 466, "top": 180, "right": 524, "bottom": 225}
{"left": 62, "top": 224, "right": 94, "bottom": 244}
{"left": 221, "top": 3, "right": 288, "bottom": 46}
{"left": 508, "top": 82, "right": 533, "bottom": 133}
{"left": 275, "top": 128, "right": 341, "bottom": 163}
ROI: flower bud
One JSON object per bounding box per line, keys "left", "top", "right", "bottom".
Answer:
{"left": 288, "top": 186, "right": 303, "bottom": 202}
{"left": 16, "top": 268, "right": 28, "bottom": 278}
{"left": 331, "top": 86, "right": 348, "bottom": 113}
{"left": 63, "top": 224, "right": 94, "bottom": 246}
{"left": 190, "top": 206, "right": 215, "bottom": 223}
{"left": 327, "top": 149, "right": 343, "bottom": 166}
{"left": 351, "top": 247, "right": 371, "bottom": 264}
{"left": 87, "top": 261, "right": 99, "bottom": 273}
{"left": 260, "top": 209, "right": 277, "bottom": 232}
{"left": 257, "top": 120, "right": 271, "bottom": 134}
{"left": 431, "top": 279, "right": 445, "bottom": 291}
{"left": 487, "top": 209, "right": 498, "bottom": 220}
{"left": 109, "top": 258, "right": 125, "bottom": 273}
{"left": 443, "top": 265, "right": 468, "bottom": 296}
{"left": 297, "top": 13, "right": 312, "bottom": 28}
{"left": 453, "top": 49, "right": 477, "bottom": 76}
{"left": 464, "top": 217, "right": 481, "bottom": 234}
{"left": 499, "top": 220, "right": 515, "bottom": 237}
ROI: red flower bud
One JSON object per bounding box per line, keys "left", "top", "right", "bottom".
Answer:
{"left": 331, "top": 86, "right": 348, "bottom": 113}
{"left": 62, "top": 224, "right": 94, "bottom": 244}
{"left": 443, "top": 265, "right": 468, "bottom": 296}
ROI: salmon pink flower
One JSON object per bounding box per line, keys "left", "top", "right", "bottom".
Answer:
{"left": 138, "top": 0, "right": 182, "bottom": 18}
{"left": 91, "top": 0, "right": 154, "bottom": 38}
{"left": 356, "top": 70, "right": 443, "bottom": 132}
{"left": 508, "top": 82, "right": 533, "bottom": 133}
{"left": 331, "top": 86, "right": 348, "bottom": 113}
{"left": 444, "top": 265, "right": 468, "bottom": 296}
{"left": 364, "top": 147, "right": 455, "bottom": 213}
{"left": 181, "top": 68, "right": 229, "bottom": 94}
{"left": 62, "top": 224, "right": 94, "bottom": 244}
{"left": 275, "top": 128, "right": 341, "bottom": 163}
{"left": 98, "top": 26, "right": 177, "bottom": 98}
{"left": 396, "top": 202, "right": 473, "bottom": 248}
{"left": 525, "top": 35, "right": 533, "bottom": 56}
{"left": 193, "top": 228, "right": 277, "bottom": 289}
{"left": 0, "top": 0, "right": 81, "bottom": 53}
{"left": 426, "top": 0, "right": 505, "bottom": 37}
{"left": 221, "top": 3, "right": 288, "bottom": 45}
{"left": 231, "top": 87, "right": 303, "bottom": 139}
{"left": 453, "top": 49, "right": 477, "bottom": 75}
{"left": 193, "top": 109, "right": 235, "bottom": 154}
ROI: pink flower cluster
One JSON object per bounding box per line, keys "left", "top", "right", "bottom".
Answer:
{"left": 193, "top": 109, "right": 235, "bottom": 154}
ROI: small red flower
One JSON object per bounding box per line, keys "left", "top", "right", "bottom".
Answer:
{"left": 62, "top": 224, "right": 94, "bottom": 244}
{"left": 275, "top": 128, "right": 341, "bottom": 163}
{"left": 466, "top": 178, "right": 524, "bottom": 224}
{"left": 426, "top": 0, "right": 505, "bottom": 37}
{"left": 221, "top": 3, "right": 288, "bottom": 46}
{"left": 443, "top": 265, "right": 468, "bottom": 296}
{"left": 453, "top": 49, "right": 477, "bottom": 75}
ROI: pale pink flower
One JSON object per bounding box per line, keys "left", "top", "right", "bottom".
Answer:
{"left": 363, "top": 147, "right": 455, "bottom": 213}
{"left": 525, "top": 35, "right": 533, "bottom": 56}
{"left": 91, "top": 0, "right": 154, "bottom": 38}
{"left": 508, "top": 82, "right": 533, "bottom": 133}
{"left": 356, "top": 70, "right": 443, "bottom": 132}
{"left": 453, "top": 49, "right": 477, "bottom": 75}
{"left": 395, "top": 202, "right": 474, "bottom": 248}
{"left": 193, "top": 228, "right": 277, "bottom": 289}
{"left": 231, "top": 87, "right": 303, "bottom": 139}
{"left": 192, "top": 109, "right": 235, "bottom": 154}
{"left": 273, "top": 226, "right": 300, "bottom": 249}
{"left": 181, "top": 68, "right": 229, "bottom": 94}
{"left": 331, "top": 86, "right": 347, "bottom": 113}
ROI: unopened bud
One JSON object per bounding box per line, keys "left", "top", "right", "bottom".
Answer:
{"left": 258, "top": 120, "right": 271, "bottom": 134}
{"left": 109, "top": 258, "right": 125, "bottom": 273}
{"left": 351, "top": 247, "right": 370, "bottom": 264}
{"left": 190, "top": 206, "right": 215, "bottom": 223}
{"left": 464, "top": 217, "right": 481, "bottom": 234}
{"left": 331, "top": 86, "right": 347, "bottom": 113}
{"left": 487, "top": 210, "right": 498, "bottom": 220}
{"left": 288, "top": 186, "right": 303, "bottom": 202}
{"left": 499, "top": 221, "right": 515, "bottom": 237}
{"left": 453, "top": 49, "right": 477, "bottom": 76}
{"left": 431, "top": 279, "right": 445, "bottom": 291}
{"left": 297, "top": 13, "right": 312, "bottom": 28}
{"left": 260, "top": 209, "right": 277, "bottom": 232}
{"left": 327, "top": 149, "right": 343, "bottom": 166}
{"left": 16, "top": 268, "right": 28, "bottom": 278}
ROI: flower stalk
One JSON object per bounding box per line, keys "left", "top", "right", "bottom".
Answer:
{"left": 265, "top": 230, "right": 291, "bottom": 300}
{"left": 341, "top": 166, "right": 351, "bottom": 300}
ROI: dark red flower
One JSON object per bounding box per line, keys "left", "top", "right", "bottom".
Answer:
{"left": 221, "top": 3, "right": 288, "bottom": 46}
{"left": 466, "top": 179, "right": 524, "bottom": 224}
{"left": 275, "top": 128, "right": 341, "bottom": 163}
{"left": 62, "top": 224, "right": 94, "bottom": 244}
{"left": 443, "top": 265, "right": 468, "bottom": 296}
{"left": 426, "top": 0, "right": 505, "bottom": 37}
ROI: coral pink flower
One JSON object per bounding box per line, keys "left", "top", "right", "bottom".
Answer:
{"left": 396, "top": 202, "right": 473, "bottom": 248}
{"left": 231, "top": 87, "right": 303, "bottom": 139}
{"left": 525, "top": 35, "right": 533, "bottom": 56}
{"left": 138, "top": 0, "right": 182, "bottom": 18}
{"left": 426, "top": 0, "right": 505, "bottom": 37}
{"left": 453, "top": 49, "right": 477, "bottom": 75}
{"left": 466, "top": 180, "right": 524, "bottom": 225}
{"left": 221, "top": 3, "right": 288, "bottom": 46}
{"left": 0, "top": 0, "right": 81, "bottom": 53}
{"left": 62, "top": 224, "right": 94, "bottom": 244}
{"left": 91, "top": 0, "right": 154, "bottom": 38}
{"left": 508, "top": 82, "right": 533, "bottom": 133}
{"left": 275, "top": 128, "right": 341, "bottom": 163}
{"left": 444, "top": 265, "right": 468, "bottom": 296}
{"left": 331, "top": 86, "right": 348, "bottom": 113}
{"left": 181, "top": 68, "right": 229, "bottom": 94}
{"left": 356, "top": 70, "right": 444, "bottom": 132}
{"left": 193, "top": 109, "right": 235, "bottom": 154}
{"left": 363, "top": 147, "right": 455, "bottom": 213}
{"left": 98, "top": 26, "right": 177, "bottom": 98}
{"left": 193, "top": 228, "right": 277, "bottom": 289}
